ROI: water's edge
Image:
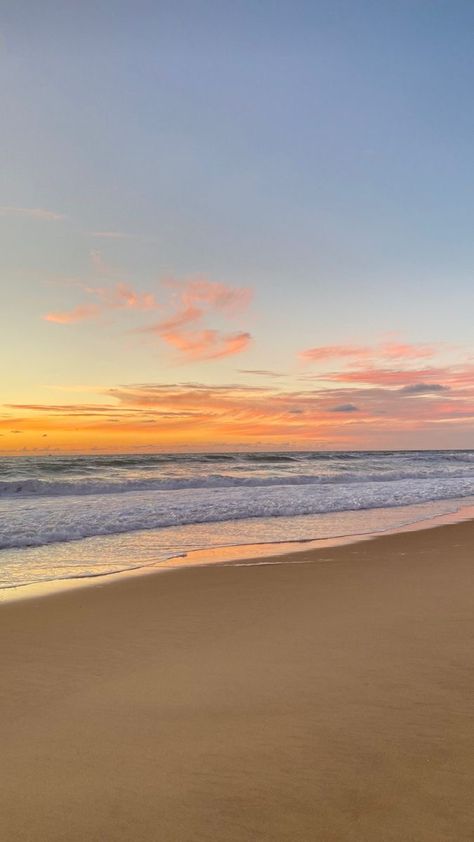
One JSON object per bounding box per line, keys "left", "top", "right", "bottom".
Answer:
{"left": 2, "top": 501, "right": 473, "bottom": 605}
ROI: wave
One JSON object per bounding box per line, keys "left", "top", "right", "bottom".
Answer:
{"left": 1, "top": 466, "right": 474, "bottom": 498}
{"left": 2, "top": 449, "right": 473, "bottom": 468}
{"left": 1, "top": 475, "right": 473, "bottom": 550}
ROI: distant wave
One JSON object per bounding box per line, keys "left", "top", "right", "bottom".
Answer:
{"left": 1, "top": 466, "right": 474, "bottom": 498}
{"left": 1, "top": 449, "right": 473, "bottom": 470}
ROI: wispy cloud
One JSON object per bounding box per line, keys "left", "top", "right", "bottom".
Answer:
{"left": 3, "top": 360, "right": 474, "bottom": 450}
{"left": 164, "top": 277, "right": 252, "bottom": 316}
{"left": 300, "top": 341, "right": 436, "bottom": 363}
{"left": 43, "top": 265, "right": 253, "bottom": 362}
{"left": 300, "top": 344, "right": 372, "bottom": 363}
{"left": 86, "top": 282, "right": 158, "bottom": 311}
{"left": 379, "top": 342, "right": 436, "bottom": 360}
{"left": 238, "top": 369, "right": 286, "bottom": 378}
{"left": 136, "top": 277, "right": 253, "bottom": 361}
{"left": 104, "top": 370, "right": 474, "bottom": 442}
{"left": 43, "top": 249, "right": 159, "bottom": 323}
{"left": 158, "top": 329, "right": 252, "bottom": 360}
{"left": 43, "top": 282, "right": 157, "bottom": 323}
{"left": 44, "top": 304, "right": 101, "bottom": 324}
{"left": 325, "top": 366, "right": 451, "bottom": 387}
{"left": 0, "top": 206, "right": 65, "bottom": 221}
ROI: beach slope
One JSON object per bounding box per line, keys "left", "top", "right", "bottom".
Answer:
{"left": 1, "top": 521, "right": 474, "bottom": 841}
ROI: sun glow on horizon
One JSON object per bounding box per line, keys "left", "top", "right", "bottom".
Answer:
{"left": 2, "top": 338, "right": 474, "bottom": 454}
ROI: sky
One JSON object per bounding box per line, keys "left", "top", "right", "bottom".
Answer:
{"left": 1, "top": 0, "right": 474, "bottom": 452}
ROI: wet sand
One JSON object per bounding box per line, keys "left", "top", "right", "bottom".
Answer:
{"left": 1, "top": 520, "right": 473, "bottom": 841}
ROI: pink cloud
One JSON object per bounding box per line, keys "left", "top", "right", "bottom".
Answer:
{"left": 300, "top": 344, "right": 371, "bottom": 362}
{"left": 179, "top": 278, "right": 252, "bottom": 314}
{"left": 91, "top": 282, "right": 158, "bottom": 311}
{"left": 325, "top": 364, "right": 474, "bottom": 389}
{"left": 300, "top": 341, "right": 438, "bottom": 364}
{"left": 325, "top": 366, "right": 447, "bottom": 386}
{"left": 378, "top": 342, "right": 436, "bottom": 360}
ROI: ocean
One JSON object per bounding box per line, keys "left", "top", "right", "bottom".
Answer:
{"left": 0, "top": 450, "right": 473, "bottom": 591}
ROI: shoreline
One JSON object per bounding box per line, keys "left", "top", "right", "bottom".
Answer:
{"left": 2, "top": 498, "right": 474, "bottom": 604}
{"left": 1, "top": 517, "right": 474, "bottom": 840}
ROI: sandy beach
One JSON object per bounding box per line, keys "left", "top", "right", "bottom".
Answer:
{"left": 1, "top": 520, "right": 474, "bottom": 841}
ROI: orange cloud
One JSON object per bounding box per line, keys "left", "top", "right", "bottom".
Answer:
{"left": 300, "top": 344, "right": 372, "bottom": 362}
{"left": 43, "top": 268, "right": 252, "bottom": 362}
{"left": 160, "top": 329, "right": 251, "bottom": 360}
{"left": 44, "top": 281, "right": 158, "bottom": 323}
{"left": 44, "top": 304, "right": 100, "bottom": 324}
{"left": 137, "top": 277, "right": 253, "bottom": 361}
{"left": 3, "top": 362, "right": 474, "bottom": 453}
{"left": 152, "top": 305, "right": 202, "bottom": 333}
{"left": 106, "top": 373, "right": 474, "bottom": 444}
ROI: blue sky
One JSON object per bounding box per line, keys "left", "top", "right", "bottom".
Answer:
{"left": 1, "top": 1, "right": 474, "bottom": 450}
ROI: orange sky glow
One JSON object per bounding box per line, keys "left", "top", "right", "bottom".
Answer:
{"left": 1, "top": 240, "right": 473, "bottom": 455}
{"left": 3, "top": 345, "right": 474, "bottom": 453}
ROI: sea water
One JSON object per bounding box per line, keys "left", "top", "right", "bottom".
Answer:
{"left": 0, "top": 450, "right": 473, "bottom": 590}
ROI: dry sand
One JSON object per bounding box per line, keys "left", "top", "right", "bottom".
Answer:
{"left": 1, "top": 520, "right": 474, "bottom": 841}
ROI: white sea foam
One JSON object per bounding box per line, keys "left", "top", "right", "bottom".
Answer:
{"left": 0, "top": 448, "right": 473, "bottom": 594}
{"left": 0, "top": 451, "right": 474, "bottom": 565}
{"left": 1, "top": 449, "right": 473, "bottom": 500}
{"left": 1, "top": 466, "right": 474, "bottom": 499}
{"left": 1, "top": 473, "right": 473, "bottom": 550}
